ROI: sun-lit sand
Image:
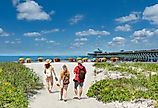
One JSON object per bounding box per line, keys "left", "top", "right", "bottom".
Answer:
{"left": 24, "top": 62, "right": 156, "bottom": 108}
{"left": 24, "top": 62, "right": 113, "bottom": 108}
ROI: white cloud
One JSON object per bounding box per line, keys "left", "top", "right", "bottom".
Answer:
{"left": 46, "top": 40, "right": 60, "bottom": 45}
{"left": 4, "top": 39, "right": 21, "bottom": 44}
{"left": 69, "top": 14, "right": 84, "bottom": 25}
{"left": 49, "top": 10, "right": 55, "bottom": 15}
{"left": 12, "top": 0, "right": 20, "bottom": 6}
{"left": 35, "top": 37, "right": 47, "bottom": 41}
{"left": 75, "top": 29, "right": 110, "bottom": 36}
{"left": 133, "top": 29, "right": 154, "bottom": 37}
{"left": 115, "top": 12, "right": 140, "bottom": 23}
{"left": 72, "top": 42, "right": 85, "bottom": 48}
{"left": 24, "top": 32, "right": 41, "bottom": 37}
{"left": 41, "top": 28, "right": 59, "bottom": 34}
{"left": 143, "top": 4, "right": 158, "bottom": 25}
{"left": 154, "top": 29, "right": 158, "bottom": 35}
{"left": 34, "top": 37, "right": 59, "bottom": 46}
{"left": 74, "top": 37, "right": 88, "bottom": 42}
{"left": 0, "top": 28, "right": 9, "bottom": 37}
{"left": 72, "top": 37, "right": 88, "bottom": 48}
{"left": 108, "top": 36, "right": 125, "bottom": 46}
{"left": 47, "top": 40, "right": 55, "bottom": 43}
{"left": 24, "top": 28, "right": 59, "bottom": 37}
{"left": 115, "top": 24, "right": 131, "bottom": 31}
{"left": 16, "top": 1, "right": 51, "bottom": 21}
{"left": 132, "top": 29, "right": 154, "bottom": 43}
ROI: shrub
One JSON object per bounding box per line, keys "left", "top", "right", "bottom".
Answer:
{"left": 0, "top": 62, "right": 43, "bottom": 108}
{"left": 87, "top": 62, "right": 158, "bottom": 107}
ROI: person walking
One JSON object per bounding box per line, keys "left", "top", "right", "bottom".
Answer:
{"left": 73, "top": 60, "right": 87, "bottom": 100}
{"left": 44, "top": 59, "right": 57, "bottom": 93}
{"left": 58, "top": 65, "right": 70, "bottom": 102}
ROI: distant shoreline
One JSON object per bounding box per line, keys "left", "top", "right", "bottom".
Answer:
{"left": 0, "top": 55, "right": 88, "bottom": 62}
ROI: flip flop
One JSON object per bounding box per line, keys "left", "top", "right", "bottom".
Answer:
{"left": 64, "top": 100, "right": 67, "bottom": 102}
{"left": 73, "top": 97, "right": 79, "bottom": 99}
{"left": 59, "top": 99, "right": 63, "bottom": 101}
{"left": 48, "top": 90, "right": 53, "bottom": 93}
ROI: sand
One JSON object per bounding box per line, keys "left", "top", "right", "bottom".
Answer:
{"left": 24, "top": 62, "right": 113, "bottom": 108}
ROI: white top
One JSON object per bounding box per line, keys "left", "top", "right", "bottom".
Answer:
{"left": 45, "top": 66, "right": 53, "bottom": 77}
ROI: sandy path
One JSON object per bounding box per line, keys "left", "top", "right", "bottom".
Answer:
{"left": 25, "top": 62, "right": 114, "bottom": 108}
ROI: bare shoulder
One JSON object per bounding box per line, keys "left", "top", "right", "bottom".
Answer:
{"left": 50, "top": 65, "right": 54, "bottom": 69}
{"left": 67, "top": 70, "right": 70, "bottom": 74}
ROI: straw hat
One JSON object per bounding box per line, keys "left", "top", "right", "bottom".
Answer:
{"left": 78, "top": 60, "right": 83, "bottom": 64}
{"left": 46, "top": 59, "right": 52, "bottom": 64}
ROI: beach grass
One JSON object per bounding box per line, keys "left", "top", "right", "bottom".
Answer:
{"left": 0, "top": 62, "right": 43, "bottom": 108}
{"left": 87, "top": 62, "right": 158, "bottom": 107}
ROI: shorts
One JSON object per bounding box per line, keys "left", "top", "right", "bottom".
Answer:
{"left": 74, "top": 81, "right": 83, "bottom": 89}
{"left": 46, "top": 76, "right": 53, "bottom": 82}
{"left": 62, "top": 84, "right": 68, "bottom": 90}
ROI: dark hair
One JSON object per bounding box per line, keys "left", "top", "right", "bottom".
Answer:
{"left": 62, "top": 65, "right": 67, "bottom": 68}
{"left": 45, "top": 63, "right": 51, "bottom": 69}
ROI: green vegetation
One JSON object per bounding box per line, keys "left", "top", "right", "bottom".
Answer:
{"left": 87, "top": 62, "right": 158, "bottom": 107}
{"left": 0, "top": 62, "right": 43, "bottom": 108}
{"left": 128, "top": 62, "right": 158, "bottom": 72}
{"left": 93, "top": 62, "right": 114, "bottom": 69}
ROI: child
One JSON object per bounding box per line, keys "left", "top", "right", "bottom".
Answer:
{"left": 58, "top": 65, "right": 70, "bottom": 102}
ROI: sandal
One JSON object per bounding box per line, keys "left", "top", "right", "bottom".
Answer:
{"left": 73, "top": 97, "right": 79, "bottom": 99}
{"left": 48, "top": 90, "right": 52, "bottom": 93}
{"left": 64, "top": 100, "right": 67, "bottom": 102}
{"left": 59, "top": 99, "right": 63, "bottom": 101}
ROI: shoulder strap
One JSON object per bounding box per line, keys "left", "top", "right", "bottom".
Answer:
{"left": 78, "top": 66, "right": 84, "bottom": 71}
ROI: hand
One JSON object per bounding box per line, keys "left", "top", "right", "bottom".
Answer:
{"left": 56, "top": 83, "right": 60, "bottom": 87}
{"left": 55, "top": 77, "right": 58, "bottom": 81}
{"left": 44, "top": 70, "right": 46, "bottom": 74}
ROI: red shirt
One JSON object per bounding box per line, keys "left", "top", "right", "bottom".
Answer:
{"left": 73, "top": 64, "right": 87, "bottom": 83}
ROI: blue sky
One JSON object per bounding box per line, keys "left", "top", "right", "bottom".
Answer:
{"left": 0, "top": 0, "right": 158, "bottom": 56}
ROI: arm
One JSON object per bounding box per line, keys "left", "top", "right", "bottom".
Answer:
{"left": 44, "top": 66, "right": 46, "bottom": 74}
{"left": 58, "top": 72, "right": 63, "bottom": 86}
{"left": 74, "top": 66, "right": 78, "bottom": 74}
{"left": 51, "top": 66, "right": 59, "bottom": 81}
{"left": 84, "top": 66, "right": 87, "bottom": 74}
{"left": 58, "top": 74, "right": 62, "bottom": 84}
{"left": 51, "top": 67, "right": 56, "bottom": 76}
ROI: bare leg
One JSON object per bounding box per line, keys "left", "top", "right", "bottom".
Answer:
{"left": 74, "top": 82, "right": 78, "bottom": 97}
{"left": 50, "top": 78, "right": 53, "bottom": 90}
{"left": 60, "top": 88, "right": 63, "bottom": 100}
{"left": 46, "top": 78, "right": 50, "bottom": 91}
{"left": 74, "top": 88, "right": 78, "bottom": 96}
{"left": 47, "top": 82, "right": 50, "bottom": 91}
{"left": 47, "top": 78, "right": 52, "bottom": 93}
{"left": 48, "top": 81, "right": 52, "bottom": 93}
{"left": 79, "top": 87, "right": 83, "bottom": 99}
{"left": 63, "top": 86, "right": 68, "bottom": 101}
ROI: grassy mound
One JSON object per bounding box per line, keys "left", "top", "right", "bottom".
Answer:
{"left": 0, "top": 62, "right": 43, "bottom": 108}
{"left": 87, "top": 62, "right": 158, "bottom": 107}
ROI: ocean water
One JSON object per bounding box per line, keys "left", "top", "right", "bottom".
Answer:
{"left": 0, "top": 56, "right": 88, "bottom": 62}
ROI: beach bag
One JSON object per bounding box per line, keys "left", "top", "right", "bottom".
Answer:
{"left": 78, "top": 66, "right": 86, "bottom": 80}
{"left": 63, "top": 72, "right": 70, "bottom": 85}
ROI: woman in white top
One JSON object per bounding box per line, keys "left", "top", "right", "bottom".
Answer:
{"left": 44, "top": 59, "right": 57, "bottom": 93}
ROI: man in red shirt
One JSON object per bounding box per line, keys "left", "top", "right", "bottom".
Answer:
{"left": 73, "top": 60, "right": 87, "bottom": 100}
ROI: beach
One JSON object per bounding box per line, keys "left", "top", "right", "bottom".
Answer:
{"left": 25, "top": 62, "right": 113, "bottom": 108}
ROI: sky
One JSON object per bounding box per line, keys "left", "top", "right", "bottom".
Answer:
{"left": 0, "top": 0, "right": 158, "bottom": 56}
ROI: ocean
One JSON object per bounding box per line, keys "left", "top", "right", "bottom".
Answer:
{"left": 0, "top": 56, "right": 88, "bottom": 62}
